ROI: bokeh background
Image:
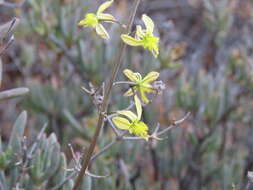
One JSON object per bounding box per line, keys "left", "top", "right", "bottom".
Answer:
{"left": 0, "top": 0, "right": 253, "bottom": 189}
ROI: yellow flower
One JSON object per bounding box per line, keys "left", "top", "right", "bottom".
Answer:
{"left": 112, "top": 95, "right": 149, "bottom": 140}
{"left": 78, "top": 0, "right": 116, "bottom": 39}
{"left": 123, "top": 69, "right": 159, "bottom": 103}
{"left": 121, "top": 14, "right": 159, "bottom": 57}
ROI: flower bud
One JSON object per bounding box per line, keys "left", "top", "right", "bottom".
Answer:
{"left": 153, "top": 80, "right": 165, "bottom": 94}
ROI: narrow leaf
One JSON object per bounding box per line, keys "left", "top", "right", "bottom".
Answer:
{"left": 8, "top": 111, "right": 27, "bottom": 153}
{"left": 0, "top": 87, "right": 29, "bottom": 101}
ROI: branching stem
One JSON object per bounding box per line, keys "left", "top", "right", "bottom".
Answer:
{"left": 72, "top": 1, "right": 141, "bottom": 189}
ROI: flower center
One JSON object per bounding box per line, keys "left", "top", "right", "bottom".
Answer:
{"left": 85, "top": 13, "right": 99, "bottom": 27}
{"left": 130, "top": 121, "right": 148, "bottom": 138}
{"left": 142, "top": 34, "right": 159, "bottom": 51}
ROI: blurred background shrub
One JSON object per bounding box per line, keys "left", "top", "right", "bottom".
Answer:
{"left": 0, "top": 0, "right": 253, "bottom": 189}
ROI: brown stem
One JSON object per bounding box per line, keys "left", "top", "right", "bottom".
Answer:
{"left": 148, "top": 143, "right": 159, "bottom": 181}
{"left": 72, "top": 1, "right": 141, "bottom": 189}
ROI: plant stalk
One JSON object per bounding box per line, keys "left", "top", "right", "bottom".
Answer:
{"left": 72, "top": 0, "right": 141, "bottom": 189}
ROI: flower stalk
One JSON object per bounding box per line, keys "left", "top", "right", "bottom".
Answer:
{"left": 72, "top": 0, "right": 141, "bottom": 189}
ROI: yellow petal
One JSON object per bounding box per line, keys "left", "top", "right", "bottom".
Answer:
{"left": 95, "top": 24, "right": 109, "bottom": 39}
{"left": 131, "top": 121, "right": 149, "bottom": 139}
{"left": 124, "top": 88, "right": 135, "bottom": 96}
{"left": 135, "top": 72, "right": 142, "bottom": 81}
{"left": 136, "top": 121, "right": 148, "bottom": 131}
{"left": 97, "top": 13, "right": 117, "bottom": 22}
{"left": 123, "top": 69, "right": 139, "bottom": 82}
{"left": 97, "top": 0, "right": 114, "bottom": 14}
{"left": 134, "top": 95, "right": 142, "bottom": 120}
{"left": 142, "top": 14, "right": 154, "bottom": 33}
{"left": 121, "top": 34, "right": 143, "bottom": 47}
{"left": 152, "top": 46, "right": 159, "bottom": 58}
{"left": 136, "top": 25, "right": 145, "bottom": 39}
{"left": 142, "top": 86, "right": 156, "bottom": 93}
{"left": 142, "top": 71, "right": 159, "bottom": 83}
{"left": 112, "top": 117, "right": 131, "bottom": 130}
{"left": 117, "top": 110, "right": 137, "bottom": 121}
{"left": 129, "top": 128, "right": 134, "bottom": 134}
{"left": 141, "top": 83, "right": 153, "bottom": 89}
{"left": 78, "top": 19, "right": 87, "bottom": 27}
{"left": 139, "top": 88, "right": 149, "bottom": 103}
{"left": 79, "top": 13, "right": 99, "bottom": 28}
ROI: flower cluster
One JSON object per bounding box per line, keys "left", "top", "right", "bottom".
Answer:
{"left": 79, "top": 0, "right": 165, "bottom": 139}
{"left": 78, "top": 0, "right": 116, "bottom": 39}
{"left": 121, "top": 14, "right": 159, "bottom": 57}
{"left": 78, "top": 0, "right": 159, "bottom": 57}
{"left": 123, "top": 69, "right": 159, "bottom": 103}
{"left": 112, "top": 95, "right": 149, "bottom": 140}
